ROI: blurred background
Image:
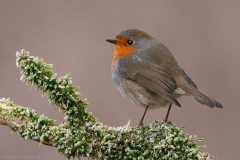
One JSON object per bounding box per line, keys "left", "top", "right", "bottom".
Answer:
{"left": 0, "top": 1, "right": 239, "bottom": 159}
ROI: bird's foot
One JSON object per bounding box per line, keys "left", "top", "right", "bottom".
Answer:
{"left": 138, "top": 121, "right": 144, "bottom": 127}
{"left": 164, "top": 118, "right": 172, "bottom": 124}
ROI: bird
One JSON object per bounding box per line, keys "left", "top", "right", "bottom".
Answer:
{"left": 106, "top": 29, "right": 223, "bottom": 126}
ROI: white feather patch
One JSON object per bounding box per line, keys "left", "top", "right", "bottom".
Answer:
{"left": 174, "top": 88, "right": 187, "bottom": 95}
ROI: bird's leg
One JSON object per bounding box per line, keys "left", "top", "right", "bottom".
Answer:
{"left": 138, "top": 105, "right": 149, "bottom": 126}
{"left": 164, "top": 103, "right": 172, "bottom": 122}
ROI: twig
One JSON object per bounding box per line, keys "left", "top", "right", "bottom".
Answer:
{"left": 0, "top": 50, "right": 217, "bottom": 160}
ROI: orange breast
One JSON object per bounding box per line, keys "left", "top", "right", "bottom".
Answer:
{"left": 111, "top": 37, "right": 136, "bottom": 69}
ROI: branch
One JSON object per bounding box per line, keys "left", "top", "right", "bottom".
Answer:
{"left": 0, "top": 50, "right": 217, "bottom": 159}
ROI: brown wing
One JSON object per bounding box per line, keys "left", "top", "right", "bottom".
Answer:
{"left": 180, "top": 67, "right": 197, "bottom": 88}
{"left": 179, "top": 68, "right": 223, "bottom": 108}
{"left": 118, "top": 65, "right": 181, "bottom": 107}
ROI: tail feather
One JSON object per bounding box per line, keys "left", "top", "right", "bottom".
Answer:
{"left": 182, "top": 83, "right": 223, "bottom": 108}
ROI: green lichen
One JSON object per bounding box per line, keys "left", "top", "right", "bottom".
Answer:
{"left": 0, "top": 50, "right": 217, "bottom": 159}
{"left": 16, "top": 50, "right": 95, "bottom": 127}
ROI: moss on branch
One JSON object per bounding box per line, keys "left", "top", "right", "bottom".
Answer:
{"left": 0, "top": 50, "right": 217, "bottom": 159}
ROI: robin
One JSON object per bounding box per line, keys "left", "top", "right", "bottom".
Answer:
{"left": 106, "top": 29, "right": 223, "bottom": 126}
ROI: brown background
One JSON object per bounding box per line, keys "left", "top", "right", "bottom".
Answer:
{"left": 0, "top": 1, "right": 239, "bottom": 160}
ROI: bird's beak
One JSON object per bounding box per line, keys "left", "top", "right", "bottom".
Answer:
{"left": 106, "top": 39, "right": 117, "bottom": 44}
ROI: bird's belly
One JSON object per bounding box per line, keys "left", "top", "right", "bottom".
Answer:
{"left": 113, "top": 76, "right": 170, "bottom": 109}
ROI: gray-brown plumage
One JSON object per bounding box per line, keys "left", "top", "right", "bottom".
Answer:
{"left": 107, "top": 29, "right": 223, "bottom": 125}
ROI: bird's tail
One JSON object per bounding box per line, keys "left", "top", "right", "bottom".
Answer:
{"left": 181, "top": 83, "right": 223, "bottom": 108}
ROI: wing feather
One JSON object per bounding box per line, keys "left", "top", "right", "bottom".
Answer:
{"left": 118, "top": 64, "right": 181, "bottom": 107}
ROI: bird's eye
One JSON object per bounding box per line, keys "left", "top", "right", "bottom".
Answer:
{"left": 127, "top": 40, "right": 134, "bottom": 45}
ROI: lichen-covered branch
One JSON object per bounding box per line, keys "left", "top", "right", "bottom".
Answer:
{"left": 0, "top": 50, "right": 217, "bottom": 159}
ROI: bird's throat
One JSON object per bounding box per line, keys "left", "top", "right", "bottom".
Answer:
{"left": 111, "top": 44, "right": 135, "bottom": 69}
